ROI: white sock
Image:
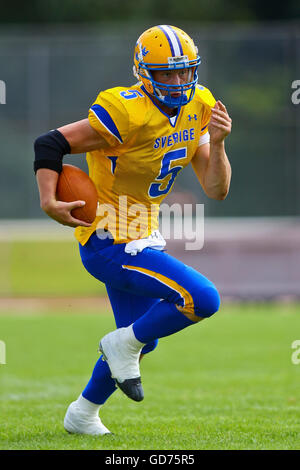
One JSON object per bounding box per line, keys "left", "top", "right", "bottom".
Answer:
{"left": 76, "top": 394, "right": 101, "bottom": 417}
{"left": 125, "top": 324, "right": 145, "bottom": 352}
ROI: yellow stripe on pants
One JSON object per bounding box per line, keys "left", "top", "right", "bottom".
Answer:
{"left": 122, "top": 264, "right": 195, "bottom": 315}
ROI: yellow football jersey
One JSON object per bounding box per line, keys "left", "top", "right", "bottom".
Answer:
{"left": 75, "top": 82, "right": 215, "bottom": 245}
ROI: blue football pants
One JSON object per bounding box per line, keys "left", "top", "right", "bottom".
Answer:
{"left": 79, "top": 232, "right": 220, "bottom": 404}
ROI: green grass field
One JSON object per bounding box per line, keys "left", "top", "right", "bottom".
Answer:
{"left": 0, "top": 240, "right": 106, "bottom": 296}
{"left": 1, "top": 302, "right": 300, "bottom": 450}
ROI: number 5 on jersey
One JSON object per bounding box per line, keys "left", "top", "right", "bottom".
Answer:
{"left": 148, "top": 147, "right": 187, "bottom": 198}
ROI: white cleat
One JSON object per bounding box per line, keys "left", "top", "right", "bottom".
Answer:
{"left": 99, "top": 325, "right": 145, "bottom": 402}
{"left": 64, "top": 399, "right": 111, "bottom": 436}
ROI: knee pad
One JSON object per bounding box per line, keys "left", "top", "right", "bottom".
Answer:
{"left": 141, "top": 338, "right": 159, "bottom": 354}
{"left": 195, "top": 285, "right": 220, "bottom": 318}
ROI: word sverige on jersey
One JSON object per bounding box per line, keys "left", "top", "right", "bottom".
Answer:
{"left": 153, "top": 128, "right": 195, "bottom": 148}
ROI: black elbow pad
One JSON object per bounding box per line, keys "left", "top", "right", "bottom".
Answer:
{"left": 33, "top": 129, "right": 71, "bottom": 174}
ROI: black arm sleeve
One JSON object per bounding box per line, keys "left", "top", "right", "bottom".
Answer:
{"left": 33, "top": 129, "right": 71, "bottom": 174}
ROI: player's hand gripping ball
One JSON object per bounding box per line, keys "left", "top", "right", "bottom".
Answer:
{"left": 56, "top": 164, "right": 98, "bottom": 223}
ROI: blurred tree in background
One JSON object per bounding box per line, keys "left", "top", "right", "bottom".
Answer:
{"left": 0, "top": 0, "right": 299, "bottom": 23}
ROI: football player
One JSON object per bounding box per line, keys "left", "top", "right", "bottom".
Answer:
{"left": 34, "top": 25, "right": 232, "bottom": 435}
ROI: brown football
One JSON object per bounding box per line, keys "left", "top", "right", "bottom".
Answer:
{"left": 56, "top": 164, "right": 98, "bottom": 223}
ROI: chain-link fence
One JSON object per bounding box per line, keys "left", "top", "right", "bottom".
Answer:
{"left": 0, "top": 22, "right": 299, "bottom": 219}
